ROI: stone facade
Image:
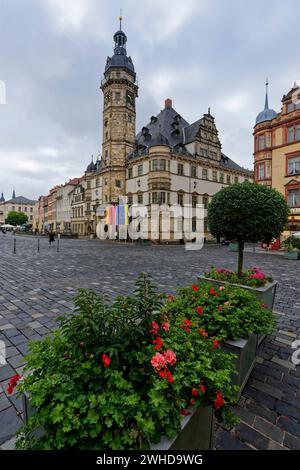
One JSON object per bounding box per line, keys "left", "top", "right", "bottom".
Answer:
{"left": 0, "top": 194, "right": 37, "bottom": 226}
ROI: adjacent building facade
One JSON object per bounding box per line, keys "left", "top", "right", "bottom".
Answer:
{"left": 254, "top": 82, "right": 300, "bottom": 233}
{"left": 0, "top": 192, "right": 37, "bottom": 225}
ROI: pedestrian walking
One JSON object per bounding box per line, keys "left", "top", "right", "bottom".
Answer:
{"left": 49, "top": 232, "right": 55, "bottom": 246}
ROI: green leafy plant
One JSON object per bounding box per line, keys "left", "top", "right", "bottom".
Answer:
{"left": 204, "top": 266, "right": 273, "bottom": 288}
{"left": 207, "top": 181, "right": 289, "bottom": 277}
{"left": 165, "top": 282, "right": 275, "bottom": 342}
{"left": 5, "top": 210, "right": 28, "bottom": 226}
{"left": 15, "top": 274, "right": 239, "bottom": 450}
{"left": 282, "top": 236, "right": 300, "bottom": 252}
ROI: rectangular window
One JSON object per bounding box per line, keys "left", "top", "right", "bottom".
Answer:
{"left": 203, "top": 197, "right": 208, "bottom": 209}
{"left": 152, "top": 159, "right": 158, "bottom": 171}
{"left": 288, "top": 156, "right": 300, "bottom": 175}
{"left": 160, "top": 159, "right": 166, "bottom": 171}
{"left": 191, "top": 165, "right": 197, "bottom": 178}
{"left": 258, "top": 163, "right": 265, "bottom": 180}
{"left": 152, "top": 192, "right": 158, "bottom": 204}
{"left": 265, "top": 161, "right": 271, "bottom": 178}
{"left": 258, "top": 135, "right": 266, "bottom": 150}
{"left": 138, "top": 193, "right": 143, "bottom": 204}
{"left": 202, "top": 168, "right": 208, "bottom": 179}
{"left": 296, "top": 125, "right": 300, "bottom": 141}
{"left": 219, "top": 173, "right": 224, "bottom": 183}
{"left": 138, "top": 164, "right": 143, "bottom": 176}
{"left": 127, "top": 195, "right": 133, "bottom": 205}
{"left": 210, "top": 151, "right": 217, "bottom": 160}
{"left": 115, "top": 92, "right": 121, "bottom": 102}
{"left": 128, "top": 168, "right": 133, "bottom": 179}
{"left": 288, "top": 103, "right": 294, "bottom": 113}
{"left": 288, "top": 127, "right": 294, "bottom": 143}
{"left": 115, "top": 179, "right": 121, "bottom": 188}
{"left": 177, "top": 163, "right": 184, "bottom": 175}
{"left": 159, "top": 192, "right": 166, "bottom": 204}
{"left": 18, "top": 207, "right": 21, "bottom": 212}
{"left": 177, "top": 193, "right": 184, "bottom": 205}
{"left": 226, "top": 174, "right": 231, "bottom": 184}
{"left": 200, "top": 148, "right": 207, "bottom": 157}
{"left": 24, "top": 207, "right": 27, "bottom": 212}
{"left": 234, "top": 176, "right": 239, "bottom": 184}
{"left": 87, "top": 181, "right": 91, "bottom": 189}
{"left": 192, "top": 195, "right": 197, "bottom": 208}
{"left": 212, "top": 170, "right": 218, "bottom": 181}
{"left": 192, "top": 219, "right": 197, "bottom": 232}
{"left": 288, "top": 189, "right": 299, "bottom": 207}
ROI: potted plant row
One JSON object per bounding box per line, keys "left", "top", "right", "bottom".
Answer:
{"left": 12, "top": 274, "right": 239, "bottom": 451}
{"left": 283, "top": 237, "right": 300, "bottom": 260}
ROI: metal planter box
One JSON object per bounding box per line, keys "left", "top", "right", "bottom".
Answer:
{"left": 284, "top": 251, "right": 300, "bottom": 260}
{"left": 228, "top": 243, "right": 238, "bottom": 252}
{"left": 23, "top": 395, "right": 214, "bottom": 450}
{"left": 222, "top": 335, "right": 257, "bottom": 396}
{"left": 151, "top": 406, "right": 215, "bottom": 450}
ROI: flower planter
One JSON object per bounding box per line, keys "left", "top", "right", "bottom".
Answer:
{"left": 222, "top": 334, "right": 257, "bottom": 397}
{"left": 151, "top": 406, "right": 215, "bottom": 450}
{"left": 284, "top": 252, "right": 300, "bottom": 260}
{"left": 198, "top": 276, "right": 277, "bottom": 347}
{"left": 23, "top": 394, "right": 214, "bottom": 451}
{"left": 228, "top": 243, "right": 238, "bottom": 252}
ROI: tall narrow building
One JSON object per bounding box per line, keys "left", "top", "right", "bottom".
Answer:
{"left": 100, "top": 18, "right": 138, "bottom": 203}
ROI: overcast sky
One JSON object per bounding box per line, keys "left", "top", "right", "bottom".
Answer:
{"left": 0, "top": 0, "right": 299, "bottom": 200}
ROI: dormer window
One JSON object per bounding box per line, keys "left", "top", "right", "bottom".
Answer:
{"left": 142, "top": 126, "right": 150, "bottom": 138}
{"left": 150, "top": 116, "right": 158, "bottom": 124}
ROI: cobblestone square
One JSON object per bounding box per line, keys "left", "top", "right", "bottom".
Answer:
{"left": 0, "top": 234, "right": 299, "bottom": 449}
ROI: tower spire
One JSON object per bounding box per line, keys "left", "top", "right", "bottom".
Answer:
{"left": 119, "top": 9, "right": 123, "bottom": 30}
{"left": 12, "top": 188, "right": 16, "bottom": 199}
{"left": 265, "top": 78, "right": 269, "bottom": 110}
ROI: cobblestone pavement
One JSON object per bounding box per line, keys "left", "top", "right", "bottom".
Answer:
{"left": 0, "top": 234, "right": 299, "bottom": 450}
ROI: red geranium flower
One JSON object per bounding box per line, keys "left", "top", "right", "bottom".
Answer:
{"left": 162, "top": 321, "right": 170, "bottom": 332}
{"left": 163, "top": 349, "right": 176, "bottom": 366}
{"left": 195, "top": 306, "right": 203, "bottom": 315}
{"left": 102, "top": 354, "right": 111, "bottom": 368}
{"left": 181, "top": 319, "right": 192, "bottom": 332}
{"left": 7, "top": 374, "right": 21, "bottom": 395}
{"left": 209, "top": 288, "right": 217, "bottom": 296}
{"left": 179, "top": 409, "right": 191, "bottom": 416}
{"left": 153, "top": 337, "right": 164, "bottom": 350}
{"left": 214, "top": 390, "right": 224, "bottom": 409}
{"left": 199, "top": 383, "right": 206, "bottom": 394}
{"left": 159, "top": 369, "right": 167, "bottom": 378}
{"left": 190, "top": 399, "right": 196, "bottom": 405}
{"left": 198, "top": 328, "right": 208, "bottom": 338}
{"left": 191, "top": 284, "right": 199, "bottom": 292}
{"left": 149, "top": 321, "right": 159, "bottom": 335}
{"left": 212, "top": 339, "right": 220, "bottom": 348}
{"left": 151, "top": 352, "right": 166, "bottom": 371}
{"left": 166, "top": 370, "right": 174, "bottom": 384}
{"left": 191, "top": 387, "right": 199, "bottom": 396}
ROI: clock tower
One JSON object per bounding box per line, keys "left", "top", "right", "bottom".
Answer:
{"left": 100, "top": 18, "right": 138, "bottom": 203}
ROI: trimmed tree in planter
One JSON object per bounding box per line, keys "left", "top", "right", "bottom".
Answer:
{"left": 207, "top": 181, "right": 289, "bottom": 277}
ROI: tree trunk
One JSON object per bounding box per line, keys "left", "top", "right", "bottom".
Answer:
{"left": 237, "top": 240, "right": 244, "bottom": 278}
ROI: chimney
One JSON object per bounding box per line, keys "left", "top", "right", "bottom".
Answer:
{"left": 165, "top": 98, "right": 172, "bottom": 109}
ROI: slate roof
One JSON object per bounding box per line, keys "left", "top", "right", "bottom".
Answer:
{"left": 127, "top": 102, "right": 252, "bottom": 174}
{"left": 136, "top": 106, "right": 190, "bottom": 149}
{"left": 3, "top": 196, "right": 37, "bottom": 205}
{"left": 220, "top": 153, "right": 252, "bottom": 175}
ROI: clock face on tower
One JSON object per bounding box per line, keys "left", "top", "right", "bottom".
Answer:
{"left": 126, "top": 91, "right": 135, "bottom": 108}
